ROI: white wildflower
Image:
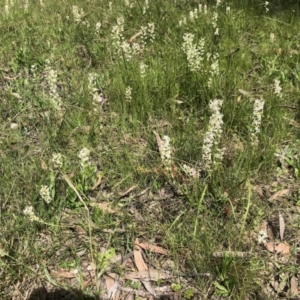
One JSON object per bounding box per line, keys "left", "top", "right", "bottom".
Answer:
{"left": 194, "top": 8, "right": 198, "bottom": 19}
{"left": 88, "top": 73, "right": 98, "bottom": 93}
{"left": 108, "top": 2, "right": 112, "bottom": 10}
{"left": 44, "top": 64, "right": 63, "bottom": 111}
{"left": 5, "top": 0, "right": 9, "bottom": 14}
{"left": 189, "top": 10, "right": 195, "bottom": 21}
{"left": 208, "top": 52, "right": 219, "bottom": 88}
{"left": 39, "top": 0, "right": 45, "bottom": 8}
{"left": 140, "top": 62, "right": 148, "bottom": 79}
{"left": 250, "top": 99, "right": 265, "bottom": 144}
{"left": 95, "top": 22, "right": 101, "bottom": 35}
{"left": 72, "top": 5, "right": 84, "bottom": 24}
{"left": 212, "top": 12, "right": 218, "bottom": 28}
{"left": 270, "top": 32, "right": 275, "bottom": 43}
{"left": 111, "top": 17, "right": 126, "bottom": 56}
{"left": 264, "top": 1, "right": 269, "bottom": 12}
{"left": 226, "top": 6, "right": 230, "bottom": 14}
{"left": 257, "top": 230, "right": 268, "bottom": 244}
{"left": 40, "top": 185, "right": 52, "bottom": 204}
{"left": 24, "top": 0, "right": 29, "bottom": 12}
{"left": 204, "top": 4, "right": 208, "bottom": 14}
{"left": 120, "top": 41, "right": 135, "bottom": 60}
{"left": 199, "top": 4, "right": 202, "bottom": 12}
{"left": 51, "top": 152, "right": 63, "bottom": 169}
{"left": 182, "top": 164, "right": 199, "bottom": 178}
{"left": 143, "top": 0, "right": 149, "bottom": 14}
{"left": 141, "top": 23, "right": 155, "bottom": 46}
{"left": 78, "top": 148, "right": 91, "bottom": 166}
{"left": 202, "top": 99, "right": 224, "bottom": 171}
{"left": 88, "top": 73, "right": 104, "bottom": 110}
{"left": 274, "top": 79, "right": 282, "bottom": 97}
{"left": 124, "top": 0, "right": 134, "bottom": 8}
{"left": 23, "top": 206, "right": 41, "bottom": 222}
{"left": 30, "top": 64, "right": 37, "bottom": 80}
{"left": 160, "top": 135, "right": 172, "bottom": 168}
{"left": 182, "top": 33, "right": 205, "bottom": 72}
{"left": 125, "top": 86, "right": 132, "bottom": 102}
{"left": 93, "top": 92, "right": 104, "bottom": 109}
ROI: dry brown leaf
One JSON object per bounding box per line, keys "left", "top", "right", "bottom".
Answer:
{"left": 289, "top": 49, "right": 299, "bottom": 56}
{"left": 212, "top": 251, "right": 251, "bottom": 258}
{"left": 134, "top": 243, "right": 156, "bottom": 296}
{"left": 268, "top": 189, "right": 291, "bottom": 201}
{"left": 259, "top": 220, "right": 274, "bottom": 241}
{"left": 264, "top": 242, "right": 290, "bottom": 255}
{"left": 128, "top": 31, "right": 142, "bottom": 44}
{"left": 3, "top": 75, "right": 15, "bottom": 80}
{"left": 89, "top": 202, "right": 118, "bottom": 214}
{"left": 104, "top": 275, "right": 120, "bottom": 300}
{"left": 50, "top": 269, "right": 77, "bottom": 278}
{"left": 134, "top": 246, "right": 148, "bottom": 271}
{"left": 290, "top": 275, "right": 298, "bottom": 296}
{"left": 125, "top": 269, "right": 172, "bottom": 281}
{"left": 119, "top": 185, "right": 137, "bottom": 198}
{"left": 11, "top": 92, "right": 22, "bottom": 99}
{"left": 41, "top": 159, "right": 48, "bottom": 170}
{"left": 142, "top": 281, "right": 156, "bottom": 297}
{"left": 264, "top": 242, "right": 276, "bottom": 252}
{"left": 135, "top": 242, "right": 168, "bottom": 255}
{"left": 91, "top": 173, "right": 102, "bottom": 190}
{"left": 153, "top": 131, "right": 163, "bottom": 154}
{"left": 238, "top": 89, "right": 252, "bottom": 97}
{"left": 125, "top": 295, "right": 135, "bottom": 300}
{"left": 104, "top": 274, "right": 115, "bottom": 289}
{"left": 275, "top": 243, "right": 290, "bottom": 255}
{"left": 279, "top": 212, "right": 285, "bottom": 240}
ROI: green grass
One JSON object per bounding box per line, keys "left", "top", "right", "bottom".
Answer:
{"left": 1, "top": 0, "right": 300, "bottom": 299}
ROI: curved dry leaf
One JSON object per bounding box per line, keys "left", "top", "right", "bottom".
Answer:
{"left": 268, "top": 189, "right": 291, "bottom": 202}
{"left": 212, "top": 251, "right": 251, "bottom": 258}
{"left": 135, "top": 242, "right": 168, "bottom": 255}
{"left": 119, "top": 185, "right": 137, "bottom": 198}
{"left": 125, "top": 269, "right": 172, "bottom": 281}
{"left": 153, "top": 130, "right": 163, "bottom": 153}
{"left": 290, "top": 275, "right": 298, "bottom": 292}
{"left": 0, "top": 245, "right": 8, "bottom": 257}
{"left": 107, "top": 280, "right": 120, "bottom": 300}
{"left": 133, "top": 245, "right": 156, "bottom": 296}
{"left": 134, "top": 247, "right": 148, "bottom": 271}
{"left": 129, "top": 31, "right": 142, "bottom": 44}
{"left": 264, "top": 242, "right": 290, "bottom": 255}
{"left": 89, "top": 202, "right": 118, "bottom": 214}
{"left": 11, "top": 92, "right": 22, "bottom": 99}
{"left": 91, "top": 173, "right": 102, "bottom": 190}
{"left": 279, "top": 212, "right": 285, "bottom": 240}
{"left": 275, "top": 243, "right": 290, "bottom": 255}
{"left": 41, "top": 159, "right": 48, "bottom": 170}
{"left": 50, "top": 269, "right": 77, "bottom": 278}
{"left": 264, "top": 242, "right": 276, "bottom": 252}
{"left": 290, "top": 275, "right": 298, "bottom": 296}
{"left": 238, "top": 89, "right": 252, "bottom": 97}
